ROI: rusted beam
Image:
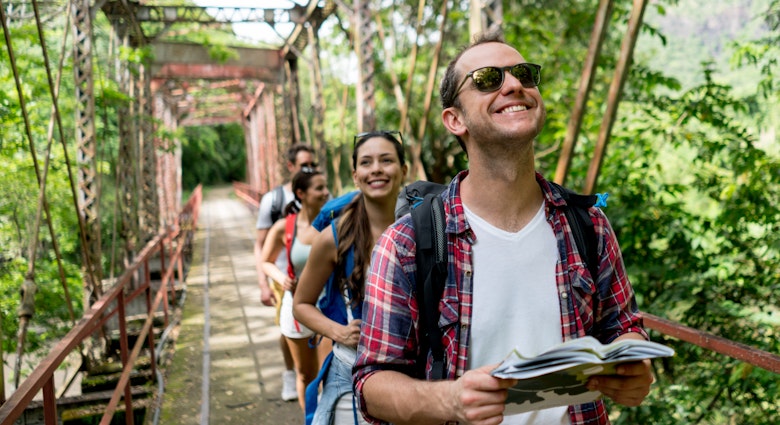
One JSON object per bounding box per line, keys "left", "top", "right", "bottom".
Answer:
{"left": 180, "top": 114, "right": 244, "bottom": 128}
{"left": 644, "top": 313, "right": 780, "bottom": 374}
{"left": 243, "top": 82, "right": 266, "bottom": 118}
{"left": 153, "top": 63, "right": 278, "bottom": 82}
{"left": 150, "top": 42, "right": 283, "bottom": 83}
{"left": 554, "top": 0, "right": 614, "bottom": 186}
{"left": 584, "top": 0, "right": 647, "bottom": 194}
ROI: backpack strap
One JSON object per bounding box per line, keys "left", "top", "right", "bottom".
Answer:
{"left": 284, "top": 213, "right": 297, "bottom": 279}
{"left": 270, "top": 185, "right": 285, "bottom": 223}
{"left": 304, "top": 350, "right": 334, "bottom": 425}
{"left": 411, "top": 192, "right": 448, "bottom": 380}
{"left": 548, "top": 182, "right": 599, "bottom": 282}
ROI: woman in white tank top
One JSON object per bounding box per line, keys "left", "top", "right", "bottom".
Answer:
{"left": 261, "top": 169, "right": 330, "bottom": 411}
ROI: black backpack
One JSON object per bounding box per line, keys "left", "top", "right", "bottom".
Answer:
{"left": 394, "top": 180, "right": 600, "bottom": 380}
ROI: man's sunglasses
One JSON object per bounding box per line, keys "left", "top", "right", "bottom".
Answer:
{"left": 455, "top": 63, "right": 542, "bottom": 96}
{"left": 299, "top": 161, "right": 318, "bottom": 169}
{"left": 353, "top": 130, "right": 403, "bottom": 148}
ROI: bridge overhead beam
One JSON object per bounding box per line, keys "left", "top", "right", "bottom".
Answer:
{"left": 100, "top": 2, "right": 304, "bottom": 44}
{"left": 182, "top": 115, "right": 243, "bottom": 128}
{"left": 132, "top": 5, "right": 306, "bottom": 25}
{"left": 150, "top": 42, "right": 283, "bottom": 83}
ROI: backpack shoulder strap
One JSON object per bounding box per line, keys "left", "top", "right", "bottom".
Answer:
{"left": 284, "top": 213, "right": 297, "bottom": 279}
{"left": 411, "top": 192, "right": 448, "bottom": 380}
{"left": 270, "top": 185, "right": 285, "bottom": 223}
{"left": 548, "top": 182, "right": 599, "bottom": 281}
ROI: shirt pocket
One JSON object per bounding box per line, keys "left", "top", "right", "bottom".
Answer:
{"left": 569, "top": 265, "right": 596, "bottom": 332}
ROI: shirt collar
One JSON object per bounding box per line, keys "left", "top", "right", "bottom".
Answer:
{"left": 444, "top": 170, "right": 568, "bottom": 233}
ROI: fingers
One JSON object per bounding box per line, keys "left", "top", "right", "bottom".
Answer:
{"left": 454, "top": 365, "right": 517, "bottom": 425}
{"left": 587, "top": 360, "right": 654, "bottom": 406}
{"left": 283, "top": 278, "right": 297, "bottom": 292}
{"left": 259, "top": 289, "right": 275, "bottom": 306}
{"left": 340, "top": 320, "right": 362, "bottom": 347}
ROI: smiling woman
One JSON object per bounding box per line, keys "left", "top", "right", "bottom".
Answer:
{"left": 292, "top": 131, "right": 407, "bottom": 425}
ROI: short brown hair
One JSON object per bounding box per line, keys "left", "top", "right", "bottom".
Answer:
{"left": 439, "top": 31, "right": 507, "bottom": 110}
{"left": 286, "top": 143, "right": 315, "bottom": 165}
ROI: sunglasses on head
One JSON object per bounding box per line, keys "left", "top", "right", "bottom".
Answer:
{"left": 455, "top": 63, "right": 542, "bottom": 96}
{"left": 353, "top": 130, "right": 403, "bottom": 148}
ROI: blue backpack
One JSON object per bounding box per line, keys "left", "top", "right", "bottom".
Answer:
{"left": 304, "top": 219, "right": 360, "bottom": 425}
{"left": 316, "top": 220, "right": 361, "bottom": 325}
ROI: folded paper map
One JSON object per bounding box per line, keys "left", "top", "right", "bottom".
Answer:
{"left": 491, "top": 336, "right": 675, "bottom": 414}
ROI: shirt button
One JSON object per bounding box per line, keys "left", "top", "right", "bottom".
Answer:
{"left": 560, "top": 292, "right": 569, "bottom": 299}
{"left": 465, "top": 271, "right": 472, "bottom": 277}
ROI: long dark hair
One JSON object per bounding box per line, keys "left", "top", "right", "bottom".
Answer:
{"left": 337, "top": 131, "right": 405, "bottom": 306}
{"left": 282, "top": 168, "right": 323, "bottom": 216}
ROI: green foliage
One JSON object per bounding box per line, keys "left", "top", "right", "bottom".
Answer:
{"left": 181, "top": 124, "right": 247, "bottom": 189}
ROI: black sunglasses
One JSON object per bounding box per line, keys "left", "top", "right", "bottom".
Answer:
{"left": 353, "top": 130, "right": 403, "bottom": 148}
{"left": 455, "top": 63, "right": 542, "bottom": 96}
{"left": 298, "top": 161, "right": 318, "bottom": 169}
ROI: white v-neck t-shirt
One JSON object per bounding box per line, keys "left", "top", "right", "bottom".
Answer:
{"left": 464, "top": 202, "right": 570, "bottom": 425}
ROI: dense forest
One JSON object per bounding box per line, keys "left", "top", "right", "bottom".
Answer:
{"left": 1, "top": 0, "right": 779, "bottom": 423}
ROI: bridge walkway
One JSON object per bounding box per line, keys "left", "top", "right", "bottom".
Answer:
{"left": 158, "top": 186, "right": 301, "bottom": 424}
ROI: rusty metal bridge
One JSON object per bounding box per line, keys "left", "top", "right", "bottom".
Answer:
{"left": 0, "top": 1, "right": 778, "bottom": 424}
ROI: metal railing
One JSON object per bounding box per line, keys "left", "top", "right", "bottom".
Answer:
{"left": 0, "top": 185, "right": 202, "bottom": 425}
{"left": 232, "top": 181, "right": 263, "bottom": 208}
{"left": 643, "top": 312, "right": 780, "bottom": 374}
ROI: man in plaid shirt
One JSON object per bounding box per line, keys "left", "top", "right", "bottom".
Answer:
{"left": 353, "top": 32, "right": 654, "bottom": 425}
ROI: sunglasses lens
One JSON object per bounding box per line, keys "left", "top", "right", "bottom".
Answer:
{"left": 472, "top": 67, "right": 504, "bottom": 92}
{"left": 510, "top": 64, "right": 540, "bottom": 88}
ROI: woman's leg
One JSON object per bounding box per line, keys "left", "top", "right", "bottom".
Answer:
{"left": 286, "top": 336, "right": 320, "bottom": 411}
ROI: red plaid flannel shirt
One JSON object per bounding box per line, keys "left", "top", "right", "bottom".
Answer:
{"left": 354, "top": 171, "right": 647, "bottom": 425}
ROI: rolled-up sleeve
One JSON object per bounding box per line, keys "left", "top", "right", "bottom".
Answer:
{"left": 354, "top": 218, "right": 418, "bottom": 424}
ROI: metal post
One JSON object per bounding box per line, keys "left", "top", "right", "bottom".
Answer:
{"left": 71, "top": 0, "right": 103, "bottom": 300}
{"left": 584, "top": 0, "right": 647, "bottom": 194}
{"left": 554, "top": 0, "right": 614, "bottom": 186}
{"left": 139, "top": 64, "right": 160, "bottom": 243}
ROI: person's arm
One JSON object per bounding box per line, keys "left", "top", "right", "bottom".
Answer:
{"left": 361, "top": 365, "right": 517, "bottom": 425}
{"left": 260, "top": 220, "right": 292, "bottom": 290}
{"left": 293, "top": 229, "right": 360, "bottom": 347}
{"left": 254, "top": 228, "right": 275, "bottom": 306}
{"left": 255, "top": 192, "right": 276, "bottom": 306}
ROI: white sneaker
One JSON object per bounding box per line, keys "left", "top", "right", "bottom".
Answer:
{"left": 281, "top": 370, "right": 298, "bottom": 401}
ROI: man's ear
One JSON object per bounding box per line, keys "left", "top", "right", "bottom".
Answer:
{"left": 442, "top": 107, "right": 466, "bottom": 138}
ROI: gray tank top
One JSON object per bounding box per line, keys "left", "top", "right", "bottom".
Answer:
{"left": 289, "top": 237, "right": 312, "bottom": 277}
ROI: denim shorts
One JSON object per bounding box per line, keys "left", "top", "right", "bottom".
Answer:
{"left": 311, "top": 354, "right": 357, "bottom": 425}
